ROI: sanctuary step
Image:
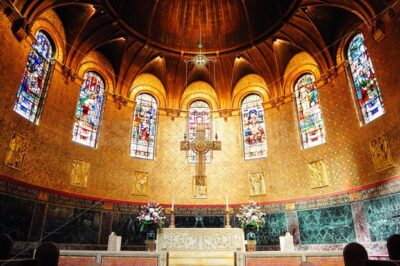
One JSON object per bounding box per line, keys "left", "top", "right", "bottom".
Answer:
{"left": 169, "top": 251, "right": 234, "bottom": 266}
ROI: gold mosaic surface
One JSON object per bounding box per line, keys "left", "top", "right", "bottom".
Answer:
{"left": 0, "top": 12, "right": 399, "bottom": 205}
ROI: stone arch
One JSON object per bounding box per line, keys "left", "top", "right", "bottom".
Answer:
{"left": 232, "top": 74, "right": 270, "bottom": 109}
{"left": 30, "top": 9, "right": 66, "bottom": 63}
{"left": 180, "top": 81, "right": 218, "bottom": 111}
{"left": 283, "top": 52, "right": 321, "bottom": 95}
{"left": 336, "top": 29, "right": 369, "bottom": 65}
{"left": 77, "top": 51, "right": 115, "bottom": 94}
{"left": 130, "top": 73, "right": 167, "bottom": 109}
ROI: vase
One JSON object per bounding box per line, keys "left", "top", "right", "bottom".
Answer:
{"left": 245, "top": 226, "right": 257, "bottom": 252}
{"left": 247, "top": 240, "right": 256, "bottom": 252}
{"left": 245, "top": 226, "right": 257, "bottom": 240}
{"left": 145, "top": 239, "right": 156, "bottom": 252}
{"left": 144, "top": 223, "right": 158, "bottom": 240}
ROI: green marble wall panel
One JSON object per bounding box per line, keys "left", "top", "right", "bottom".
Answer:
{"left": 258, "top": 213, "right": 287, "bottom": 245}
{"left": 298, "top": 205, "right": 356, "bottom": 244}
{"left": 364, "top": 193, "right": 400, "bottom": 241}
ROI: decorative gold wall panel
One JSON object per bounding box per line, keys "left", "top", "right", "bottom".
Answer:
{"left": 249, "top": 172, "right": 266, "bottom": 196}
{"left": 308, "top": 160, "right": 328, "bottom": 189}
{"left": 70, "top": 160, "right": 90, "bottom": 188}
{"left": 4, "top": 132, "right": 28, "bottom": 171}
{"left": 369, "top": 133, "right": 395, "bottom": 171}
{"left": 132, "top": 171, "right": 149, "bottom": 196}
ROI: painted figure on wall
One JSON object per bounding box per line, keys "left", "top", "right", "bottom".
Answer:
{"left": 132, "top": 171, "right": 149, "bottom": 196}
{"left": 308, "top": 160, "right": 328, "bottom": 188}
{"left": 4, "top": 133, "right": 29, "bottom": 170}
{"left": 193, "top": 175, "right": 207, "bottom": 197}
{"left": 249, "top": 172, "right": 266, "bottom": 196}
{"left": 369, "top": 133, "right": 394, "bottom": 171}
{"left": 70, "top": 160, "right": 90, "bottom": 187}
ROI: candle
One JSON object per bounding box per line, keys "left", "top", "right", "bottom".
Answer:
{"left": 171, "top": 195, "right": 175, "bottom": 212}
{"left": 226, "top": 194, "right": 229, "bottom": 210}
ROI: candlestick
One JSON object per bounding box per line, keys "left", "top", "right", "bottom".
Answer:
{"left": 226, "top": 194, "right": 229, "bottom": 210}
{"left": 171, "top": 196, "right": 175, "bottom": 212}
{"left": 225, "top": 208, "right": 232, "bottom": 228}
{"left": 169, "top": 210, "right": 176, "bottom": 228}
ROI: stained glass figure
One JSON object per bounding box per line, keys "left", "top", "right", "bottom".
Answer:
{"left": 131, "top": 93, "right": 158, "bottom": 160}
{"left": 14, "top": 31, "right": 54, "bottom": 123}
{"left": 188, "top": 100, "right": 211, "bottom": 163}
{"left": 294, "top": 74, "right": 326, "bottom": 149}
{"left": 241, "top": 94, "right": 267, "bottom": 160}
{"left": 348, "top": 33, "right": 384, "bottom": 124}
{"left": 72, "top": 72, "right": 105, "bottom": 148}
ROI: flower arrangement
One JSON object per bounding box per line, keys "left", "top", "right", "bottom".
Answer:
{"left": 137, "top": 201, "right": 166, "bottom": 232}
{"left": 236, "top": 200, "right": 265, "bottom": 231}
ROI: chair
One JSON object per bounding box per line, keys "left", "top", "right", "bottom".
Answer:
{"left": 0, "top": 233, "right": 14, "bottom": 260}
{"left": 387, "top": 234, "right": 400, "bottom": 260}
{"left": 34, "top": 242, "right": 59, "bottom": 266}
{"left": 343, "top": 242, "right": 369, "bottom": 266}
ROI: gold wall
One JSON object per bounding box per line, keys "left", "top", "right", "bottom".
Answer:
{"left": 0, "top": 11, "right": 399, "bottom": 205}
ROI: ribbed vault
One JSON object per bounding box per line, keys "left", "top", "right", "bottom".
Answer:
{"left": 4, "top": 0, "right": 397, "bottom": 109}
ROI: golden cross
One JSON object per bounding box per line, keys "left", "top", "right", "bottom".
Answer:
{"left": 181, "top": 123, "right": 221, "bottom": 198}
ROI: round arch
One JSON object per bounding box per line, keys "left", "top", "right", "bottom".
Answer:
{"left": 283, "top": 52, "right": 321, "bottom": 95}
{"left": 336, "top": 30, "right": 368, "bottom": 65}
{"left": 30, "top": 10, "right": 66, "bottom": 63}
{"left": 77, "top": 51, "right": 116, "bottom": 94}
{"left": 180, "top": 81, "right": 218, "bottom": 111}
{"left": 232, "top": 74, "right": 270, "bottom": 109}
{"left": 130, "top": 73, "right": 167, "bottom": 109}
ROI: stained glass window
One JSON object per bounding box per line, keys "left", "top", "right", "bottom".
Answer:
{"left": 14, "top": 31, "right": 54, "bottom": 124}
{"left": 72, "top": 72, "right": 105, "bottom": 148}
{"left": 241, "top": 94, "right": 267, "bottom": 160}
{"left": 188, "top": 100, "right": 211, "bottom": 163}
{"left": 294, "top": 74, "right": 325, "bottom": 149}
{"left": 131, "top": 93, "right": 158, "bottom": 160}
{"left": 348, "top": 33, "right": 384, "bottom": 124}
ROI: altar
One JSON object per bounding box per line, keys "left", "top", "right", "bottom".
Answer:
{"left": 156, "top": 228, "right": 245, "bottom": 252}
{"left": 157, "top": 228, "right": 245, "bottom": 266}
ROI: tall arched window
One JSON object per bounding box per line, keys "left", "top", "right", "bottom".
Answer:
{"left": 294, "top": 74, "right": 326, "bottom": 149}
{"left": 14, "top": 31, "right": 54, "bottom": 124}
{"left": 241, "top": 94, "right": 267, "bottom": 160}
{"left": 131, "top": 93, "right": 158, "bottom": 160}
{"left": 188, "top": 100, "right": 211, "bottom": 163}
{"left": 347, "top": 33, "right": 384, "bottom": 124}
{"left": 72, "top": 71, "right": 105, "bottom": 148}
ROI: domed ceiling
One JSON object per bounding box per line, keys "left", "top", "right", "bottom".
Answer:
{"left": 11, "top": 0, "right": 393, "bottom": 103}
{"left": 103, "top": 0, "right": 301, "bottom": 54}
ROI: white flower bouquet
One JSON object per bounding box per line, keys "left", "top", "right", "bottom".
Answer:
{"left": 137, "top": 201, "right": 166, "bottom": 232}
{"left": 236, "top": 200, "right": 265, "bottom": 231}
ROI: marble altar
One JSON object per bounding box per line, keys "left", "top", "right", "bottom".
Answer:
{"left": 156, "top": 228, "right": 245, "bottom": 251}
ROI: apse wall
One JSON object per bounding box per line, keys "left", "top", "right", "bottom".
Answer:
{"left": 0, "top": 6, "right": 399, "bottom": 254}
{"left": 0, "top": 10, "right": 399, "bottom": 205}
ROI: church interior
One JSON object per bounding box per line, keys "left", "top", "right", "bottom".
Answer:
{"left": 0, "top": 0, "right": 399, "bottom": 265}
